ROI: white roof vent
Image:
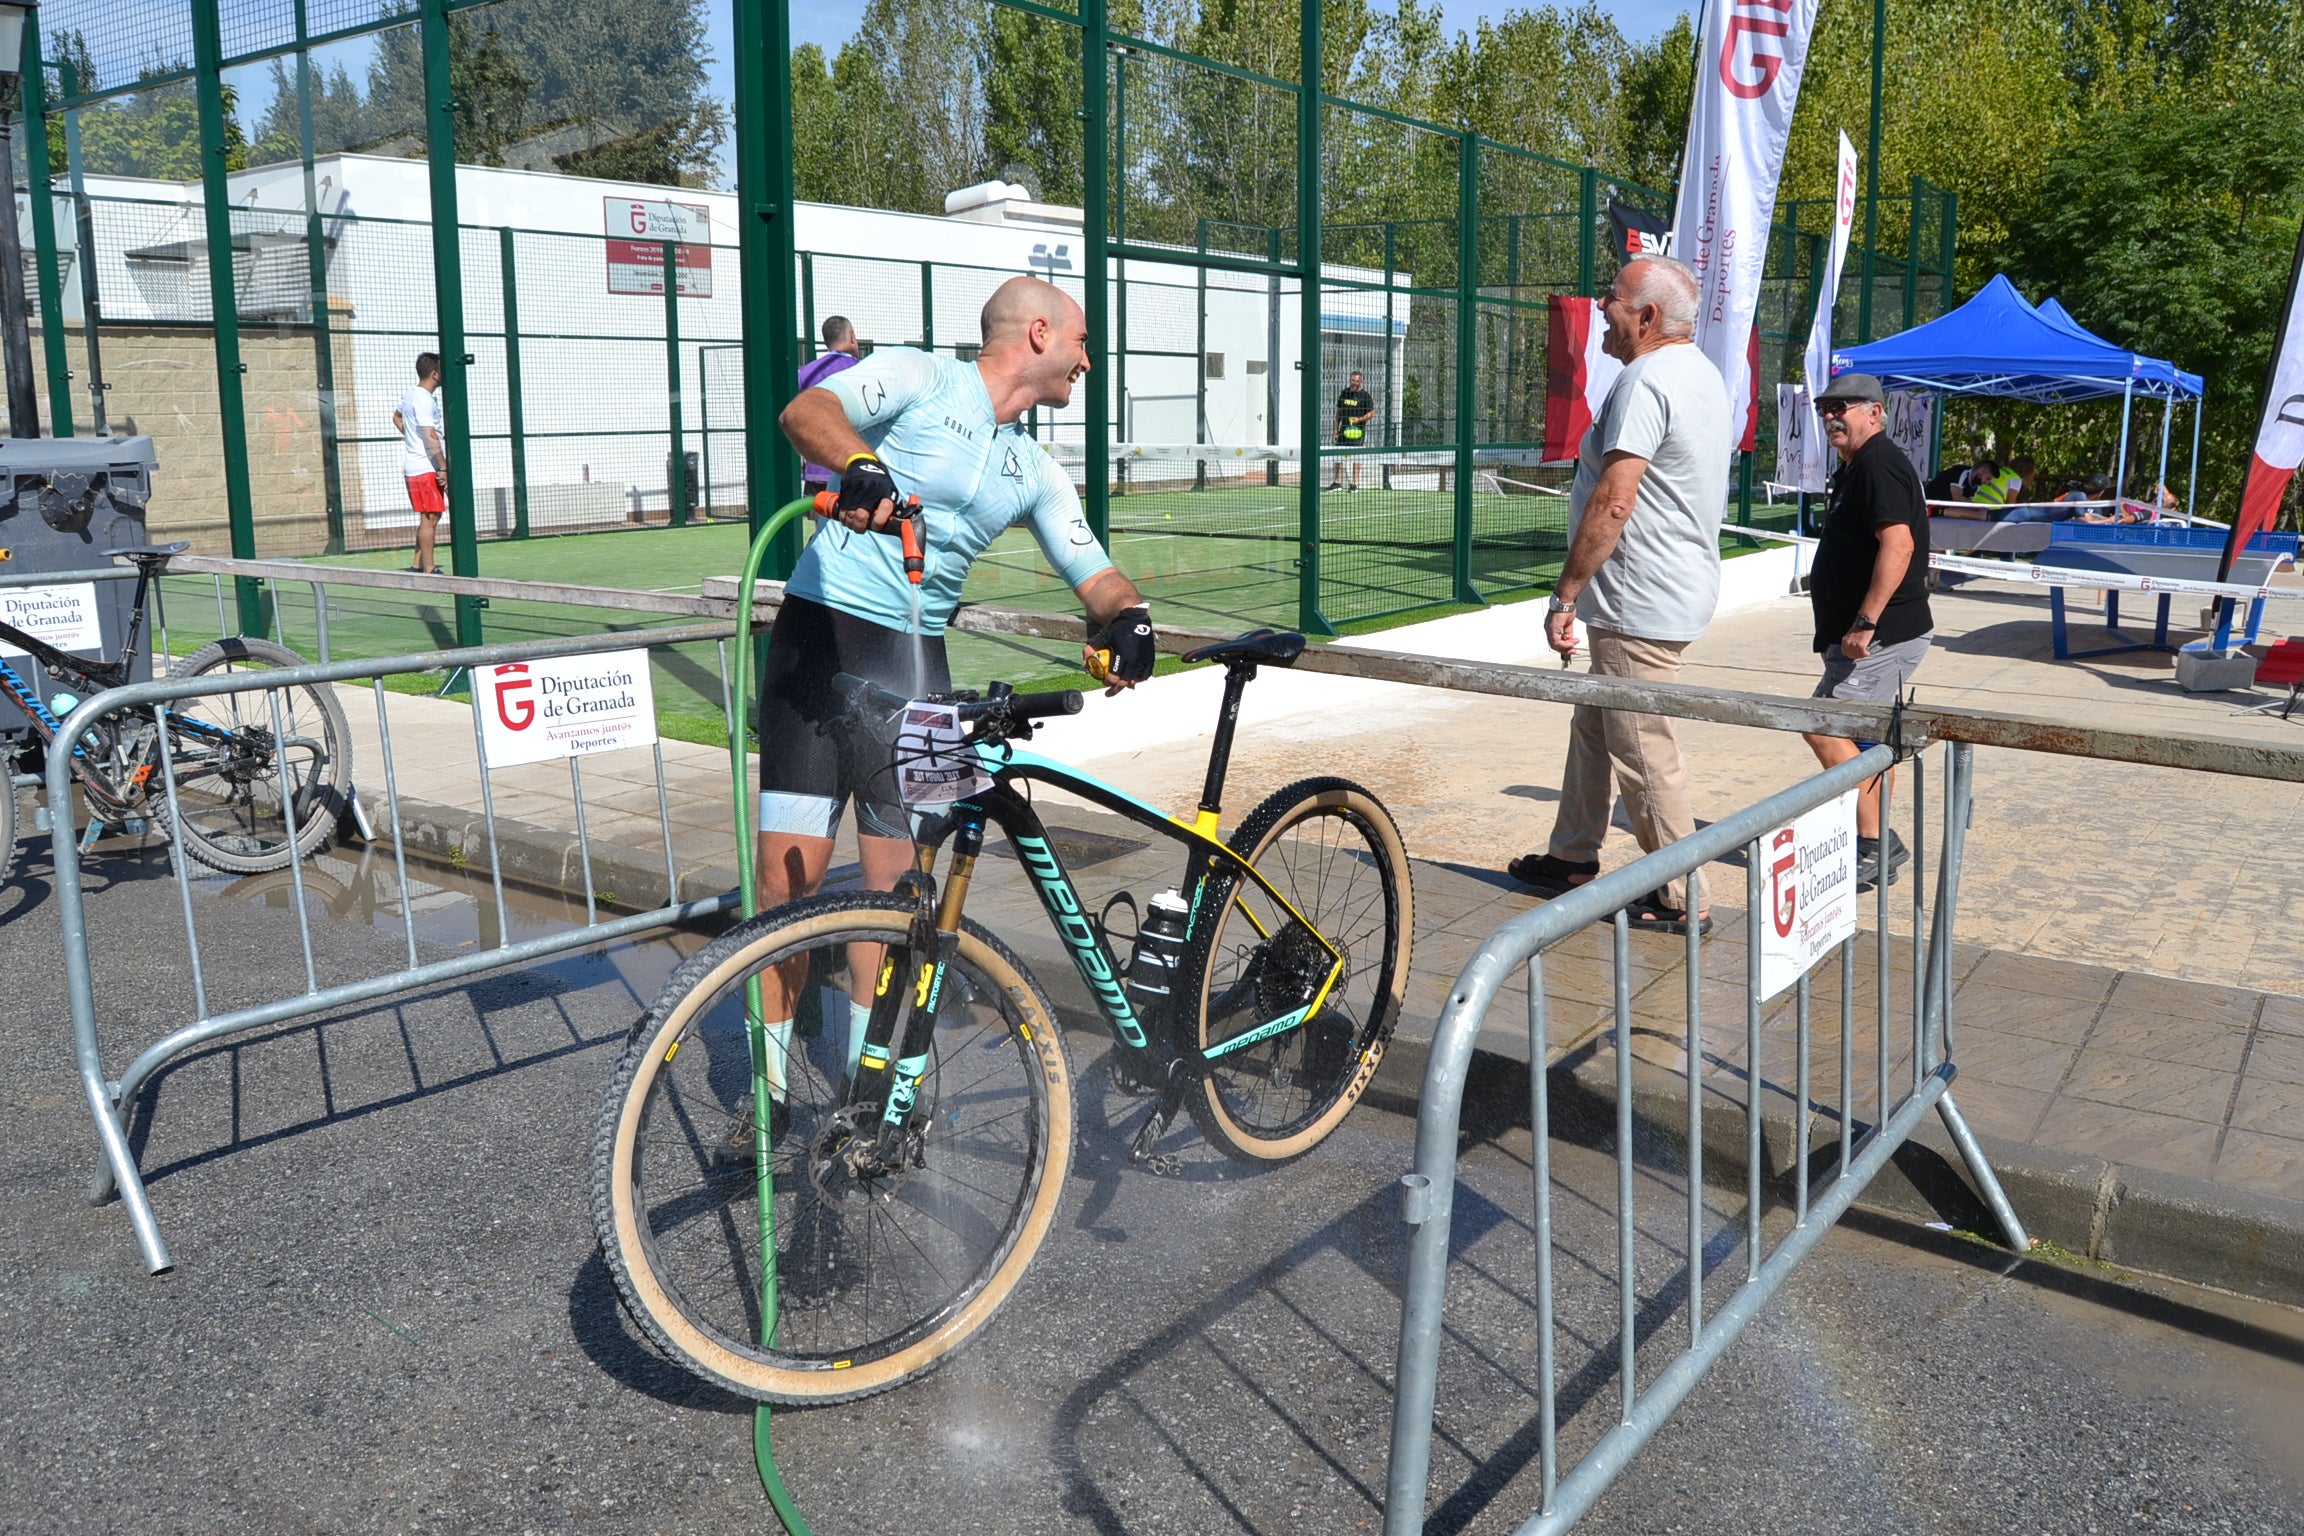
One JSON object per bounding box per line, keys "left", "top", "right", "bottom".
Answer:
{"left": 944, "top": 180, "right": 1032, "bottom": 215}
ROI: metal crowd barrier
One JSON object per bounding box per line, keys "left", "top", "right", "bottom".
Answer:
{"left": 1382, "top": 739, "right": 2027, "bottom": 1535}
{"left": 50, "top": 621, "right": 746, "bottom": 1274}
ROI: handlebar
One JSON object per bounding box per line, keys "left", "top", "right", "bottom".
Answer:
{"left": 831, "top": 673, "right": 1083, "bottom": 740}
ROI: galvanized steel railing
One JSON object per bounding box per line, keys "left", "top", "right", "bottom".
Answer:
{"left": 1382, "top": 739, "right": 2027, "bottom": 1535}
{"left": 50, "top": 621, "right": 747, "bottom": 1275}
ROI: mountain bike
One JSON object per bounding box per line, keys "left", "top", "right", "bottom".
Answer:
{"left": 0, "top": 541, "right": 353, "bottom": 884}
{"left": 592, "top": 627, "right": 1412, "bottom": 1404}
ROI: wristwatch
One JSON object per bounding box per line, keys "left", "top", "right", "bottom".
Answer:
{"left": 1546, "top": 595, "right": 1575, "bottom": 615}
{"left": 1847, "top": 615, "right": 1877, "bottom": 632}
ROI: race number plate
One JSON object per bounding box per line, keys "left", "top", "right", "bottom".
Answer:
{"left": 895, "top": 701, "right": 992, "bottom": 808}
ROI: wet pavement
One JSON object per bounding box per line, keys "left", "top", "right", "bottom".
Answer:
{"left": 4, "top": 830, "right": 2303, "bottom": 1533}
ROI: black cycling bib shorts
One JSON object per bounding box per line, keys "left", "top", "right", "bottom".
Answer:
{"left": 755, "top": 592, "right": 954, "bottom": 841}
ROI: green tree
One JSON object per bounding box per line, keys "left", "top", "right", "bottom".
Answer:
{"left": 790, "top": 44, "right": 841, "bottom": 203}
{"left": 1995, "top": 92, "right": 2304, "bottom": 519}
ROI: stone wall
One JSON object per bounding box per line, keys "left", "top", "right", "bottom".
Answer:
{"left": 32, "top": 301, "right": 358, "bottom": 558}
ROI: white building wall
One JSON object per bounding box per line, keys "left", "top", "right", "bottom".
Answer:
{"left": 42, "top": 156, "right": 1410, "bottom": 528}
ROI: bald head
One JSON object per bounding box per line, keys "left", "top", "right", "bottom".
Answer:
{"left": 981, "top": 276, "right": 1081, "bottom": 348}
{"left": 974, "top": 275, "right": 1093, "bottom": 421}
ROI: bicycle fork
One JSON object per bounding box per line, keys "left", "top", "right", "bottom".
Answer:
{"left": 840, "top": 817, "right": 985, "bottom": 1176}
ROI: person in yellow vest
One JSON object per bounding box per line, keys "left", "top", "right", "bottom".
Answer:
{"left": 1971, "top": 454, "right": 2033, "bottom": 511}
{"left": 1327, "top": 371, "right": 1375, "bottom": 491}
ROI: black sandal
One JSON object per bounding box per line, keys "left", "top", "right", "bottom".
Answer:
{"left": 1506, "top": 851, "right": 1600, "bottom": 896}
{"left": 1626, "top": 898, "right": 1713, "bottom": 937}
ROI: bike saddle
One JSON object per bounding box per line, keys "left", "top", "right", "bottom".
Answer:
{"left": 1182, "top": 628, "right": 1305, "bottom": 667}
{"left": 105, "top": 540, "right": 192, "bottom": 565}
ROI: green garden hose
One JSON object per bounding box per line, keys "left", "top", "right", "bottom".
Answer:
{"left": 730, "top": 498, "right": 816, "bottom": 1535}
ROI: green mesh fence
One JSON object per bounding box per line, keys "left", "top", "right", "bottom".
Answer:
{"left": 24, "top": 0, "right": 1957, "bottom": 644}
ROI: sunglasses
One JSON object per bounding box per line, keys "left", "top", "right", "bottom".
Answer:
{"left": 1816, "top": 401, "right": 1874, "bottom": 417}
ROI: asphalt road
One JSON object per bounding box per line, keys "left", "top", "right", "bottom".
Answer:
{"left": 4, "top": 832, "right": 2301, "bottom": 1535}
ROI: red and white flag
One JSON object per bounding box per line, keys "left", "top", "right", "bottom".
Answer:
{"left": 2219, "top": 227, "right": 2304, "bottom": 581}
{"left": 1544, "top": 296, "right": 1626, "bottom": 462}
{"left": 1670, "top": 0, "right": 1824, "bottom": 452}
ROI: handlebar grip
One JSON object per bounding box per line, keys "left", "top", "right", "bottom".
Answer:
{"left": 1002, "top": 690, "right": 1083, "bottom": 722}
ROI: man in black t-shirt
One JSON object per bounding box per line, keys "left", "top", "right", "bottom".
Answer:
{"left": 1803, "top": 373, "right": 1934, "bottom": 891}
{"left": 1329, "top": 372, "right": 1375, "bottom": 490}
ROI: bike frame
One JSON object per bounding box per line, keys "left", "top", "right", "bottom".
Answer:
{"left": 0, "top": 548, "right": 178, "bottom": 741}
{"left": 837, "top": 658, "right": 1348, "bottom": 1161}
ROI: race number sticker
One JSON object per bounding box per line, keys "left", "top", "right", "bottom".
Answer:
{"left": 894, "top": 701, "right": 991, "bottom": 808}
{"left": 475, "top": 649, "right": 657, "bottom": 769}
{"left": 1757, "top": 787, "right": 1859, "bottom": 1002}
{"left": 0, "top": 582, "right": 102, "bottom": 657}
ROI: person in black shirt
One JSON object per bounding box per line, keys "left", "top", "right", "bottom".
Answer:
{"left": 1803, "top": 372, "right": 1933, "bottom": 890}
{"left": 1328, "top": 372, "right": 1375, "bottom": 490}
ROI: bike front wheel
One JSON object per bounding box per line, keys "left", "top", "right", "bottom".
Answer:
{"left": 164, "top": 636, "right": 353, "bottom": 874}
{"left": 1185, "top": 776, "right": 1413, "bottom": 1162}
{"left": 592, "top": 892, "right": 1074, "bottom": 1405}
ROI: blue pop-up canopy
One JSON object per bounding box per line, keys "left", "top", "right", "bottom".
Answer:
{"left": 1832, "top": 275, "right": 2202, "bottom": 404}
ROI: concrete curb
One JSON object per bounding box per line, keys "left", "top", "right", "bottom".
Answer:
{"left": 366, "top": 794, "right": 739, "bottom": 914}
{"left": 353, "top": 805, "right": 2304, "bottom": 1314}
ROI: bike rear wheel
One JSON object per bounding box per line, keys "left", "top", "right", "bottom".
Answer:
{"left": 1185, "top": 776, "right": 1412, "bottom": 1162}
{"left": 164, "top": 637, "right": 352, "bottom": 874}
{"left": 592, "top": 892, "right": 1074, "bottom": 1405}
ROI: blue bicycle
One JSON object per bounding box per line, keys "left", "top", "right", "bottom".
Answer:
{"left": 0, "top": 542, "right": 351, "bottom": 883}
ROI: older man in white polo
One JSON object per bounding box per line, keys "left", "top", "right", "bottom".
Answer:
{"left": 1507, "top": 255, "right": 1730, "bottom": 936}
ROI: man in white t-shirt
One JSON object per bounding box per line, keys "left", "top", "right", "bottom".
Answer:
{"left": 392, "top": 352, "right": 448, "bottom": 573}
{"left": 1506, "top": 256, "right": 1730, "bottom": 934}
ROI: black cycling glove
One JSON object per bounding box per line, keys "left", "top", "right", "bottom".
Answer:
{"left": 1089, "top": 605, "right": 1156, "bottom": 684}
{"left": 833, "top": 453, "right": 899, "bottom": 517}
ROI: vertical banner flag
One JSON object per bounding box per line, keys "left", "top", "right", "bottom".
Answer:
{"left": 2218, "top": 226, "right": 2304, "bottom": 581}
{"left": 1544, "top": 297, "right": 1627, "bottom": 462}
{"left": 1670, "top": 0, "right": 1825, "bottom": 453}
{"left": 1788, "top": 131, "right": 1861, "bottom": 491}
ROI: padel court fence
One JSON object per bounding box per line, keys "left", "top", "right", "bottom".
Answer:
{"left": 19, "top": 0, "right": 1955, "bottom": 642}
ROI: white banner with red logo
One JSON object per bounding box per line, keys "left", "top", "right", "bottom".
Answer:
{"left": 604, "top": 197, "right": 714, "bottom": 297}
{"left": 1782, "top": 131, "right": 1861, "bottom": 490}
{"left": 1543, "top": 296, "right": 1626, "bottom": 462}
{"left": 1670, "top": 0, "right": 1824, "bottom": 454}
{"left": 2221, "top": 226, "right": 2304, "bottom": 579}
{"left": 476, "top": 650, "right": 658, "bottom": 769}
{"left": 1757, "top": 786, "right": 1858, "bottom": 1002}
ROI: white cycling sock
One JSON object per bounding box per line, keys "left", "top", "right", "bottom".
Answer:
{"left": 821, "top": 984, "right": 868, "bottom": 1077}
{"left": 753, "top": 1017, "right": 794, "bottom": 1103}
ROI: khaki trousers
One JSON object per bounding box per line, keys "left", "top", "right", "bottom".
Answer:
{"left": 1546, "top": 625, "right": 1705, "bottom": 912}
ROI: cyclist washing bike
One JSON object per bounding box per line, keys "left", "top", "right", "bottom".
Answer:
{"left": 761, "top": 275, "right": 1156, "bottom": 1068}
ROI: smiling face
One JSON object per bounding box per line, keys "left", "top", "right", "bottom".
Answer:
{"left": 1597, "top": 269, "right": 1655, "bottom": 363}
{"left": 1030, "top": 292, "right": 1093, "bottom": 409}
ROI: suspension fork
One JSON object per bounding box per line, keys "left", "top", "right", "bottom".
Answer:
{"left": 849, "top": 812, "right": 984, "bottom": 1163}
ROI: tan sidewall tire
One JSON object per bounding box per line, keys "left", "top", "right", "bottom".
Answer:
{"left": 1191, "top": 780, "right": 1412, "bottom": 1162}
{"left": 600, "top": 903, "right": 1073, "bottom": 1405}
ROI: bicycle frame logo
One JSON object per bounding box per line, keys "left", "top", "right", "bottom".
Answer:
{"left": 1012, "top": 835, "right": 1147, "bottom": 1047}
{"left": 493, "top": 665, "right": 536, "bottom": 731}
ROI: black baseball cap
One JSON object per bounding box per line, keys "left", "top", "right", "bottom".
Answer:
{"left": 1815, "top": 372, "right": 1885, "bottom": 406}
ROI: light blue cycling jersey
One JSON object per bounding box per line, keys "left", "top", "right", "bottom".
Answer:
{"left": 791, "top": 348, "right": 1113, "bottom": 635}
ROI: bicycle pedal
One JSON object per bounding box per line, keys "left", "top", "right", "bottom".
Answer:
{"left": 1142, "top": 1153, "right": 1184, "bottom": 1177}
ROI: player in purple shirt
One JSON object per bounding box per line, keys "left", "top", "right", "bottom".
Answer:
{"left": 797, "top": 316, "right": 862, "bottom": 492}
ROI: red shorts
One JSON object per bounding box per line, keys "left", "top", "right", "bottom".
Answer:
{"left": 405, "top": 472, "right": 447, "bottom": 514}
